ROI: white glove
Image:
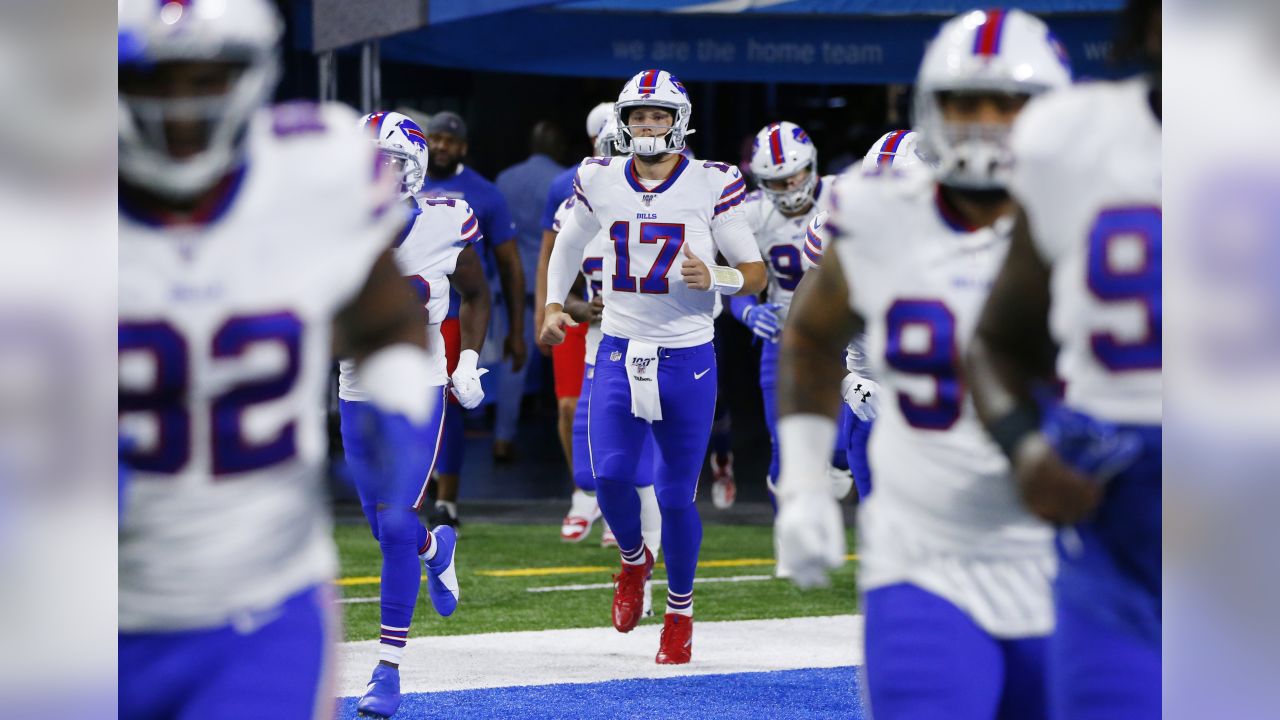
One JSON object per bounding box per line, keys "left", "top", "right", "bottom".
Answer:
{"left": 449, "top": 349, "right": 488, "bottom": 409}
{"left": 841, "top": 372, "right": 879, "bottom": 422}
{"left": 827, "top": 464, "right": 854, "bottom": 500}
{"left": 775, "top": 491, "right": 847, "bottom": 588}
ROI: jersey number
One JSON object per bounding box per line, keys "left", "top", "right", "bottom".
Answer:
{"left": 768, "top": 245, "right": 804, "bottom": 291}
{"left": 119, "top": 313, "right": 303, "bottom": 476}
{"left": 610, "top": 221, "right": 686, "bottom": 294}
{"left": 884, "top": 299, "right": 962, "bottom": 430}
{"left": 1086, "top": 206, "right": 1162, "bottom": 371}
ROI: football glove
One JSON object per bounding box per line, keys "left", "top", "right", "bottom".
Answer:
{"left": 449, "top": 349, "right": 488, "bottom": 409}
{"left": 742, "top": 302, "right": 783, "bottom": 343}
{"left": 841, "top": 372, "right": 879, "bottom": 422}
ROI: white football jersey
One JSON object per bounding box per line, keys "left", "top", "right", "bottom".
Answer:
{"left": 828, "top": 170, "right": 1054, "bottom": 637}
{"left": 118, "top": 102, "right": 403, "bottom": 631}
{"left": 553, "top": 196, "right": 606, "bottom": 364}
{"left": 567, "top": 155, "right": 761, "bottom": 347}
{"left": 1010, "top": 78, "right": 1162, "bottom": 425}
{"left": 338, "top": 196, "right": 481, "bottom": 396}
{"left": 740, "top": 176, "right": 836, "bottom": 314}
{"left": 803, "top": 197, "right": 868, "bottom": 375}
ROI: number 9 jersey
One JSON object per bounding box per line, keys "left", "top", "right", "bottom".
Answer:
{"left": 827, "top": 168, "right": 1053, "bottom": 635}
{"left": 1009, "top": 78, "right": 1162, "bottom": 425}
{"left": 118, "top": 102, "right": 405, "bottom": 631}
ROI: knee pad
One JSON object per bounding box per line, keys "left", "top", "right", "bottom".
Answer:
{"left": 591, "top": 451, "right": 636, "bottom": 486}
{"left": 656, "top": 484, "right": 696, "bottom": 511}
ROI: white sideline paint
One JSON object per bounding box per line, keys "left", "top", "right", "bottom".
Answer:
{"left": 526, "top": 574, "right": 775, "bottom": 594}
{"left": 337, "top": 613, "right": 863, "bottom": 696}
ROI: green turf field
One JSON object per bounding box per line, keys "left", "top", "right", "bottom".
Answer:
{"left": 336, "top": 522, "right": 859, "bottom": 642}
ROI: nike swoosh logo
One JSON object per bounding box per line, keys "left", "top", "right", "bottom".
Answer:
{"left": 694, "top": 369, "right": 710, "bottom": 380}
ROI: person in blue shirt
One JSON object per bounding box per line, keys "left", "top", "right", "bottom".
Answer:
{"left": 420, "top": 111, "right": 524, "bottom": 529}
{"left": 495, "top": 121, "right": 567, "bottom": 461}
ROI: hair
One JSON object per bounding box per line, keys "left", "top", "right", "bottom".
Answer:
{"left": 529, "top": 120, "right": 565, "bottom": 158}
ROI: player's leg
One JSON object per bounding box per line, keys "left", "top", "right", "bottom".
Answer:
{"left": 563, "top": 361, "right": 601, "bottom": 543}
{"left": 635, "top": 430, "right": 661, "bottom": 617}
{"left": 759, "top": 338, "right": 781, "bottom": 511}
{"left": 119, "top": 630, "right": 205, "bottom": 720}
{"left": 648, "top": 341, "right": 718, "bottom": 663}
{"left": 996, "top": 634, "right": 1049, "bottom": 720}
{"left": 845, "top": 411, "right": 874, "bottom": 500}
{"left": 430, "top": 317, "right": 464, "bottom": 528}
{"left": 338, "top": 398, "right": 381, "bottom": 539}
{"left": 179, "top": 585, "right": 336, "bottom": 720}
{"left": 589, "top": 337, "right": 653, "bottom": 633}
{"left": 862, "top": 583, "right": 1003, "bottom": 719}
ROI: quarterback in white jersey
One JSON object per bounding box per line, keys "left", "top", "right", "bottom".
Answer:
{"left": 774, "top": 10, "right": 1070, "bottom": 718}
{"left": 541, "top": 69, "right": 764, "bottom": 665}
{"left": 118, "top": 2, "right": 439, "bottom": 718}
{"left": 966, "top": 3, "right": 1162, "bottom": 717}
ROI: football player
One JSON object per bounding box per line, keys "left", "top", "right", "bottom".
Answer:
{"left": 800, "top": 129, "right": 932, "bottom": 502}
{"left": 118, "top": 1, "right": 438, "bottom": 718}
{"left": 966, "top": 0, "right": 1162, "bottom": 717}
{"left": 540, "top": 69, "right": 765, "bottom": 664}
{"left": 773, "top": 10, "right": 1071, "bottom": 717}
{"left": 730, "top": 121, "right": 862, "bottom": 512}
{"left": 336, "top": 110, "right": 492, "bottom": 718}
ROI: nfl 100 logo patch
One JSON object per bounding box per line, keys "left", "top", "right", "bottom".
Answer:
{"left": 610, "top": 350, "right": 622, "bottom": 362}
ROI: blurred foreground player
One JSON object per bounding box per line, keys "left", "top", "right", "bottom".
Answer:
{"left": 775, "top": 10, "right": 1070, "bottom": 717}
{"left": 542, "top": 69, "right": 765, "bottom": 663}
{"left": 967, "top": 1, "right": 1162, "bottom": 717}
{"left": 118, "top": 2, "right": 438, "bottom": 718}
{"left": 801, "top": 129, "right": 933, "bottom": 501}
{"left": 337, "top": 111, "right": 492, "bottom": 718}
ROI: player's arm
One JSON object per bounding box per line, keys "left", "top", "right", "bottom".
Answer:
{"left": 541, "top": 201, "right": 599, "bottom": 346}
{"left": 334, "top": 250, "right": 427, "bottom": 362}
{"left": 773, "top": 245, "right": 864, "bottom": 588}
{"left": 562, "top": 275, "right": 592, "bottom": 323}
{"left": 448, "top": 243, "right": 492, "bottom": 409}
{"left": 966, "top": 207, "right": 1100, "bottom": 523}
{"left": 684, "top": 205, "right": 767, "bottom": 295}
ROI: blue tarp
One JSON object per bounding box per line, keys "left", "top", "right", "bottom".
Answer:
{"left": 299, "top": 1, "right": 1125, "bottom": 83}
{"left": 378, "top": 8, "right": 1121, "bottom": 83}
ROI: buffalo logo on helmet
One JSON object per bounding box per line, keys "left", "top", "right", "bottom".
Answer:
{"left": 397, "top": 120, "right": 427, "bottom": 150}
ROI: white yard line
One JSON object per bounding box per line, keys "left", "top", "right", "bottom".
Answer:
{"left": 526, "top": 574, "right": 776, "bottom": 593}
{"left": 337, "top": 614, "right": 863, "bottom": 696}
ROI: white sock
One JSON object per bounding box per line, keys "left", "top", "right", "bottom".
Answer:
{"left": 419, "top": 530, "right": 438, "bottom": 562}
{"left": 666, "top": 588, "right": 693, "bottom": 617}
{"left": 637, "top": 484, "right": 662, "bottom": 558}
{"left": 378, "top": 643, "right": 405, "bottom": 665}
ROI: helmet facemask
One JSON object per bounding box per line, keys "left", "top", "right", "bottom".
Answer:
{"left": 119, "top": 49, "right": 278, "bottom": 199}
{"left": 615, "top": 102, "right": 689, "bottom": 157}
{"left": 915, "top": 88, "right": 1030, "bottom": 191}
{"left": 760, "top": 162, "right": 818, "bottom": 214}
{"left": 380, "top": 146, "right": 425, "bottom": 199}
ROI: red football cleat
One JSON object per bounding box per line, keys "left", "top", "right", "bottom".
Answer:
{"left": 611, "top": 546, "right": 653, "bottom": 633}
{"left": 710, "top": 452, "right": 735, "bottom": 509}
{"left": 655, "top": 613, "right": 693, "bottom": 664}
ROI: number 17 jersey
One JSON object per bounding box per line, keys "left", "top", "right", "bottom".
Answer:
{"left": 568, "top": 154, "right": 761, "bottom": 347}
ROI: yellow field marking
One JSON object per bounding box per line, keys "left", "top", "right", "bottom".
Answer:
{"left": 336, "top": 555, "right": 859, "bottom": 587}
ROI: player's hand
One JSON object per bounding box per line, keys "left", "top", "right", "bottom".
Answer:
{"left": 1013, "top": 433, "right": 1103, "bottom": 525}
{"left": 449, "top": 349, "right": 488, "bottom": 409}
{"left": 539, "top": 307, "right": 578, "bottom": 347}
{"left": 680, "top": 244, "right": 711, "bottom": 291}
{"left": 775, "top": 491, "right": 847, "bottom": 588}
{"left": 588, "top": 294, "right": 605, "bottom": 323}
{"left": 743, "top": 302, "right": 783, "bottom": 342}
{"left": 504, "top": 332, "right": 528, "bottom": 371}
{"left": 840, "top": 373, "right": 879, "bottom": 422}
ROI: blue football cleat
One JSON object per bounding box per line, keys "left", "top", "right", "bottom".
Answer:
{"left": 356, "top": 664, "right": 400, "bottom": 718}
{"left": 424, "top": 525, "right": 460, "bottom": 617}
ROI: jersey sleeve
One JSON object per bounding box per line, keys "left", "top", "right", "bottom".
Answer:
{"left": 568, "top": 161, "right": 603, "bottom": 236}
{"left": 709, "top": 165, "right": 761, "bottom": 266}
{"left": 551, "top": 196, "right": 575, "bottom": 233}
{"left": 457, "top": 200, "right": 483, "bottom": 248}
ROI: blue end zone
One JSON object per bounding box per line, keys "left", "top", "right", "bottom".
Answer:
{"left": 338, "top": 666, "right": 866, "bottom": 719}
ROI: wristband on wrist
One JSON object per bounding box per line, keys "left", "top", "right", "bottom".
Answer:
{"left": 990, "top": 404, "right": 1040, "bottom": 461}
{"left": 776, "top": 414, "right": 837, "bottom": 498}
{"left": 708, "top": 265, "right": 744, "bottom": 294}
